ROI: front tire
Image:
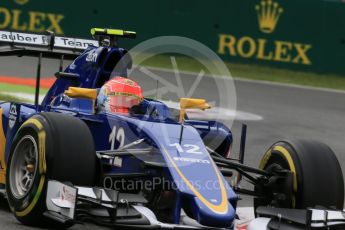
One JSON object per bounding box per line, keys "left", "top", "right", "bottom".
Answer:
{"left": 255, "top": 140, "right": 344, "bottom": 211}
{"left": 6, "top": 112, "right": 97, "bottom": 226}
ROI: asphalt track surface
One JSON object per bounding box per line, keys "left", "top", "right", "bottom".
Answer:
{"left": 0, "top": 56, "right": 345, "bottom": 229}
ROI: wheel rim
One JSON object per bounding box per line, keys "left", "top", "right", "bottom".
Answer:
{"left": 9, "top": 135, "right": 38, "bottom": 199}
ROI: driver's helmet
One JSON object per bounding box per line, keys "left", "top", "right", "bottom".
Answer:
{"left": 97, "top": 77, "right": 143, "bottom": 114}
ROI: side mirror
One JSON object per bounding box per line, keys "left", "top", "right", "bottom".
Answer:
{"left": 179, "top": 98, "right": 211, "bottom": 123}
{"left": 64, "top": 87, "right": 97, "bottom": 100}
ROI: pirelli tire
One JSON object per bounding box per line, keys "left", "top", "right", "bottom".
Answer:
{"left": 6, "top": 112, "right": 97, "bottom": 226}
{"left": 256, "top": 140, "right": 344, "bottom": 211}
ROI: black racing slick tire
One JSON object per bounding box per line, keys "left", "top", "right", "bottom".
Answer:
{"left": 6, "top": 112, "right": 97, "bottom": 227}
{"left": 256, "top": 140, "right": 344, "bottom": 210}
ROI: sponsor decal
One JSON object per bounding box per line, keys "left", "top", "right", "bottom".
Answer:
{"left": 255, "top": 0, "right": 283, "bottom": 34}
{"left": 0, "top": 0, "right": 65, "bottom": 34}
{"left": 0, "top": 31, "right": 98, "bottom": 50}
{"left": 173, "top": 157, "right": 210, "bottom": 164}
{"left": 55, "top": 37, "right": 98, "bottom": 49}
{"left": 86, "top": 49, "right": 99, "bottom": 62}
{"left": 59, "top": 185, "right": 76, "bottom": 204}
{"left": 9, "top": 104, "right": 17, "bottom": 129}
{"left": 218, "top": 0, "right": 312, "bottom": 66}
{"left": 0, "top": 31, "right": 45, "bottom": 44}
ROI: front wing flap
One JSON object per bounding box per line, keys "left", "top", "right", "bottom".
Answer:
{"left": 249, "top": 206, "right": 345, "bottom": 229}
{"left": 45, "top": 180, "right": 226, "bottom": 229}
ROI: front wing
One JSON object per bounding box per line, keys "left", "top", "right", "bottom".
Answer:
{"left": 45, "top": 180, "right": 345, "bottom": 230}
{"left": 45, "top": 180, "right": 227, "bottom": 229}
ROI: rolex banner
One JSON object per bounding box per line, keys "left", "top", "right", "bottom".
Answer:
{"left": 0, "top": 0, "right": 344, "bottom": 75}
{"left": 215, "top": 0, "right": 345, "bottom": 74}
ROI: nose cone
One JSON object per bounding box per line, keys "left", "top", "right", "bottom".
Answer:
{"left": 191, "top": 197, "right": 236, "bottom": 228}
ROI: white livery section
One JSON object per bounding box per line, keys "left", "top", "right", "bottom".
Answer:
{"left": 247, "top": 210, "right": 345, "bottom": 230}
{"left": 46, "top": 180, "right": 77, "bottom": 219}
{"left": 0, "top": 31, "right": 99, "bottom": 50}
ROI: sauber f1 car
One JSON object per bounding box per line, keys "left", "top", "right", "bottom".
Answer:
{"left": 0, "top": 29, "right": 343, "bottom": 230}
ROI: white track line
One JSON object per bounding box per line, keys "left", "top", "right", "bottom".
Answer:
{"left": 2, "top": 92, "right": 38, "bottom": 102}
{"left": 141, "top": 66, "right": 345, "bottom": 95}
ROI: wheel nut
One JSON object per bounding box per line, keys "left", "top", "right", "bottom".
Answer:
{"left": 26, "top": 164, "right": 35, "bottom": 173}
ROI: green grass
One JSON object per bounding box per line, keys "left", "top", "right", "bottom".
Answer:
{"left": 0, "top": 83, "right": 47, "bottom": 103}
{"left": 140, "top": 54, "right": 345, "bottom": 91}
{"left": 0, "top": 83, "right": 48, "bottom": 94}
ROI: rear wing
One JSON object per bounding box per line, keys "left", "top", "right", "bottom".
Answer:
{"left": 0, "top": 31, "right": 99, "bottom": 59}
{"left": 0, "top": 28, "right": 136, "bottom": 106}
{"left": 0, "top": 30, "right": 99, "bottom": 106}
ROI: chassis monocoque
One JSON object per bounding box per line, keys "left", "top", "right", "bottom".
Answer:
{"left": 0, "top": 29, "right": 343, "bottom": 230}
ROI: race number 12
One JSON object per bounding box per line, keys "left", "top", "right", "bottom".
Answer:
{"left": 109, "top": 126, "right": 125, "bottom": 150}
{"left": 169, "top": 143, "right": 202, "bottom": 154}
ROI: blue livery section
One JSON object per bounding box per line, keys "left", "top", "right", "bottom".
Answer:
{"left": 0, "top": 42, "right": 237, "bottom": 228}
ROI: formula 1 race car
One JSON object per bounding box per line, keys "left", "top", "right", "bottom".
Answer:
{"left": 0, "top": 29, "right": 344, "bottom": 230}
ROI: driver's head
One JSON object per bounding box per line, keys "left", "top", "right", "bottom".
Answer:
{"left": 97, "top": 77, "right": 143, "bottom": 114}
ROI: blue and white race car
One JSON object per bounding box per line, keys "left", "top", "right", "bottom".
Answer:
{"left": 0, "top": 28, "right": 343, "bottom": 229}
